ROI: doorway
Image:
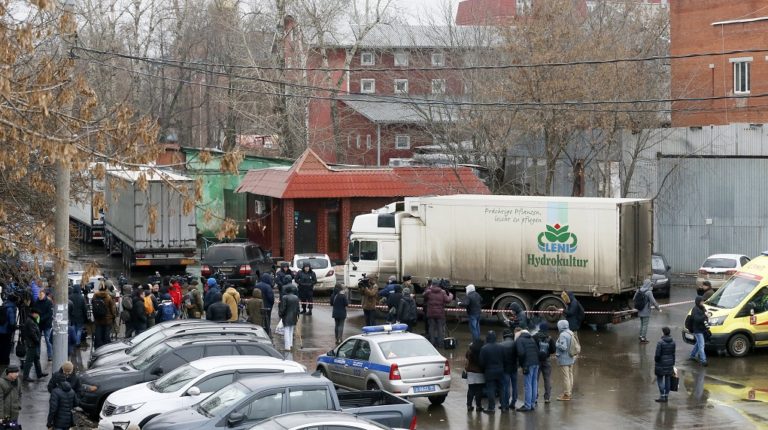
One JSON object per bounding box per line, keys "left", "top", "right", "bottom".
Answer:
{"left": 294, "top": 210, "right": 317, "bottom": 254}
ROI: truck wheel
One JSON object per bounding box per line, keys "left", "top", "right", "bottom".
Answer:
{"left": 727, "top": 333, "right": 751, "bottom": 357}
{"left": 535, "top": 295, "right": 566, "bottom": 325}
{"left": 428, "top": 395, "right": 447, "bottom": 406}
{"left": 492, "top": 294, "right": 529, "bottom": 325}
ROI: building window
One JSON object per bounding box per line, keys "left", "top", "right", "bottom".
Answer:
{"left": 431, "top": 79, "right": 446, "bottom": 95}
{"left": 516, "top": 0, "right": 532, "bottom": 15}
{"left": 356, "top": 135, "right": 361, "bottom": 149}
{"left": 360, "top": 79, "right": 376, "bottom": 94}
{"left": 395, "top": 135, "right": 411, "bottom": 149}
{"left": 431, "top": 52, "right": 445, "bottom": 67}
{"left": 733, "top": 60, "right": 751, "bottom": 94}
{"left": 394, "top": 51, "right": 409, "bottom": 67}
{"left": 366, "top": 135, "right": 371, "bottom": 149}
{"left": 347, "top": 135, "right": 351, "bottom": 148}
{"left": 361, "top": 51, "right": 375, "bottom": 66}
{"left": 394, "top": 79, "right": 409, "bottom": 94}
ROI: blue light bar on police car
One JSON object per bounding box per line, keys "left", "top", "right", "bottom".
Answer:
{"left": 361, "top": 324, "right": 409, "bottom": 334}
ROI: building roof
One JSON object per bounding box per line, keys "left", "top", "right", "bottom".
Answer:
{"left": 320, "top": 24, "right": 497, "bottom": 49}
{"left": 236, "top": 149, "right": 490, "bottom": 198}
{"left": 339, "top": 95, "right": 460, "bottom": 125}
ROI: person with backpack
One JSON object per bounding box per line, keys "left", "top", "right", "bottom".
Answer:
{"left": 0, "top": 365, "right": 20, "bottom": 426}
{"left": 534, "top": 322, "right": 556, "bottom": 403}
{"left": 156, "top": 293, "right": 178, "bottom": 323}
{"left": 330, "top": 284, "right": 349, "bottom": 345}
{"left": 92, "top": 283, "right": 116, "bottom": 349}
{"left": 33, "top": 289, "right": 54, "bottom": 362}
{"left": 654, "top": 326, "right": 676, "bottom": 403}
{"left": 634, "top": 278, "right": 661, "bottom": 343}
{"left": 397, "top": 288, "right": 418, "bottom": 331}
{"left": 689, "top": 296, "right": 709, "bottom": 366}
{"left": 461, "top": 284, "right": 483, "bottom": 343}
{"left": 0, "top": 295, "right": 18, "bottom": 368}
{"left": 184, "top": 282, "right": 204, "bottom": 319}
{"left": 561, "top": 291, "right": 585, "bottom": 331}
{"left": 22, "top": 308, "right": 47, "bottom": 382}
{"left": 555, "top": 319, "right": 578, "bottom": 401}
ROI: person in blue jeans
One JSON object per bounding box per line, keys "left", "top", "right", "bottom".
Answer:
{"left": 478, "top": 331, "right": 504, "bottom": 413}
{"left": 462, "top": 285, "right": 483, "bottom": 343}
{"left": 499, "top": 329, "right": 518, "bottom": 410}
{"left": 33, "top": 289, "right": 54, "bottom": 361}
{"left": 516, "top": 328, "right": 540, "bottom": 412}
{"left": 68, "top": 285, "right": 88, "bottom": 350}
{"left": 689, "top": 296, "right": 708, "bottom": 366}
{"left": 654, "top": 326, "right": 676, "bottom": 402}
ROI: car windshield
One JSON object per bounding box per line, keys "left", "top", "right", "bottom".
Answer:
{"left": 378, "top": 338, "right": 440, "bottom": 359}
{"left": 706, "top": 276, "right": 760, "bottom": 309}
{"left": 652, "top": 256, "right": 666, "bottom": 272}
{"left": 206, "top": 247, "right": 244, "bottom": 262}
{"left": 703, "top": 258, "right": 737, "bottom": 269}
{"left": 131, "top": 343, "right": 172, "bottom": 371}
{"left": 151, "top": 364, "right": 204, "bottom": 393}
{"left": 297, "top": 258, "right": 329, "bottom": 270}
{"left": 197, "top": 384, "right": 249, "bottom": 417}
{"left": 127, "top": 331, "right": 167, "bottom": 355}
{"left": 128, "top": 324, "right": 164, "bottom": 346}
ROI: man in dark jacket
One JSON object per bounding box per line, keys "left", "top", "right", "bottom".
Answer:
{"left": 254, "top": 273, "right": 275, "bottom": 335}
{"left": 275, "top": 262, "right": 294, "bottom": 298}
{"left": 331, "top": 285, "right": 349, "bottom": 345}
{"left": 533, "top": 322, "right": 556, "bottom": 403}
{"left": 206, "top": 293, "right": 231, "bottom": 322}
{"left": 295, "top": 263, "right": 317, "bottom": 315}
{"left": 478, "top": 331, "right": 505, "bottom": 413}
{"left": 515, "top": 329, "right": 539, "bottom": 412}
{"left": 385, "top": 285, "right": 403, "bottom": 323}
{"left": 279, "top": 285, "right": 301, "bottom": 351}
{"left": 0, "top": 365, "right": 20, "bottom": 425}
{"left": 69, "top": 285, "right": 88, "bottom": 350}
{"left": 499, "top": 329, "right": 518, "bottom": 410}
{"left": 689, "top": 296, "right": 708, "bottom": 366}
{"left": 397, "top": 288, "right": 418, "bottom": 331}
{"left": 0, "top": 296, "right": 18, "bottom": 367}
{"left": 423, "top": 280, "right": 453, "bottom": 348}
{"left": 47, "top": 380, "right": 78, "bottom": 430}
{"left": 655, "top": 326, "right": 676, "bottom": 402}
{"left": 131, "top": 289, "right": 148, "bottom": 335}
{"left": 92, "top": 283, "right": 117, "bottom": 349}
{"left": 561, "top": 291, "right": 585, "bottom": 331}
{"left": 507, "top": 302, "right": 528, "bottom": 331}
{"left": 462, "top": 284, "right": 483, "bottom": 343}
{"left": 47, "top": 361, "right": 81, "bottom": 399}
{"left": 22, "top": 308, "right": 47, "bottom": 382}
{"left": 33, "top": 289, "right": 54, "bottom": 361}
{"left": 203, "top": 278, "right": 221, "bottom": 312}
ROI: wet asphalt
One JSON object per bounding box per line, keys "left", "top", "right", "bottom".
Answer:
{"left": 16, "top": 241, "right": 768, "bottom": 429}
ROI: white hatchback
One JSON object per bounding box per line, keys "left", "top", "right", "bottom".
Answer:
{"left": 290, "top": 253, "right": 336, "bottom": 291}
{"left": 99, "top": 356, "right": 306, "bottom": 430}
{"left": 696, "top": 253, "right": 751, "bottom": 290}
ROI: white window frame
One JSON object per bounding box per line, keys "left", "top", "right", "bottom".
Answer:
{"left": 360, "top": 79, "right": 376, "bottom": 94}
{"left": 360, "top": 51, "right": 375, "bottom": 66}
{"left": 431, "top": 52, "right": 445, "bottom": 67}
{"left": 366, "top": 135, "right": 371, "bottom": 149}
{"left": 395, "top": 135, "right": 411, "bottom": 149}
{"left": 394, "top": 51, "right": 409, "bottom": 67}
{"left": 730, "top": 57, "right": 752, "bottom": 94}
{"left": 355, "top": 135, "right": 361, "bottom": 149}
{"left": 431, "top": 79, "right": 446, "bottom": 95}
{"left": 394, "top": 79, "right": 409, "bottom": 94}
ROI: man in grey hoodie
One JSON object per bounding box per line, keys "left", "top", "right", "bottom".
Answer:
{"left": 555, "top": 320, "right": 576, "bottom": 401}
{"left": 634, "top": 278, "right": 661, "bottom": 343}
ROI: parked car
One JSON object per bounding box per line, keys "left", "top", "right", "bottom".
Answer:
{"left": 100, "top": 356, "right": 306, "bottom": 430}
{"left": 89, "top": 323, "right": 270, "bottom": 368}
{"left": 201, "top": 242, "right": 274, "bottom": 288}
{"left": 249, "top": 411, "right": 404, "bottom": 430}
{"left": 652, "top": 253, "right": 672, "bottom": 298}
{"left": 79, "top": 337, "right": 282, "bottom": 419}
{"left": 91, "top": 319, "right": 209, "bottom": 360}
{"left": 316, "top": 324, "right": 451, "bottom": 405}
{"left": 697, "top": 254, "right": 751, "bottom": 290}
{"left": 289, "top": 253, "right": 335, "bottom": 291}
{"left": 142, "top": 373, "right": 416, "bottom": 430}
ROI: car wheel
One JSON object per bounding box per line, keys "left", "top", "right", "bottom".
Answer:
{"left": 318, "top": 367, "right": 328, "bottom": 378}
{"left": 727, "top": 333, "right": 751, "bottom": 357}
{"left": 428, "top": 395, "right": 447, "bottom": 406}
{"left": 139, "top": 414, "right": 160, "bottom": 428}
{"left": 366, "top": 381, "right": 380, "bottom": 391}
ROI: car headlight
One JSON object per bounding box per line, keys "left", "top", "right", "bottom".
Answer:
{"left": 83, "top": 384, "right": 99, "bottom": 393}
{"left": 113, "top": 403, "right": 145, "bottom": 414}
{"left": 709, "top": 316, "right": 726, "bottom": 326}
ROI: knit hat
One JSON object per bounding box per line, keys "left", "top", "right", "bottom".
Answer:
{"left": 62, "top": 361, "right": 74, "bottom": 373}
{"left": 403, "top": 287, "right": 411, "bottom": 295}
{"left": 5, "top": 365, "right": 19, "bottom": 374}
{"left": 207, "top": 278, "right": 217, "bottom": 287}
{"left": 539, "top": 322, "right": 549, "bottom": 332}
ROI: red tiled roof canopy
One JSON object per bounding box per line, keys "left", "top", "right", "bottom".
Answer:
{"left": 236, "top": 149, "right": 490, "bottom": 198}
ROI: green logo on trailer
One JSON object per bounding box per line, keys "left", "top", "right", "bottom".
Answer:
{"left": 537, "top": 223, "right": 578, "bottom": 253}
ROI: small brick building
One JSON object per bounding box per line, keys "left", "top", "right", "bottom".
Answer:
{"left": 235, "top": 149, "right": 490, "bottom": 262}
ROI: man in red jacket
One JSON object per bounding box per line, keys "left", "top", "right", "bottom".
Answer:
{"left": 423, "top": 279, "right": 453, "bottom": 349}
{"left": 169, "top": 278, "right": 183, "bottom": 310}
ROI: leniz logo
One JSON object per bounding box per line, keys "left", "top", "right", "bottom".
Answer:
{"left": 538, "top": 223, "right": 578, "bottom": 253}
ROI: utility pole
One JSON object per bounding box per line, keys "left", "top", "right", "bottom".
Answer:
{"left": 53, "top": 0, "right": 76, "bottom": 373}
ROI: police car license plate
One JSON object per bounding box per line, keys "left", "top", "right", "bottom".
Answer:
{"left": 414, "top": 385, "right": 436, "bottom": 393}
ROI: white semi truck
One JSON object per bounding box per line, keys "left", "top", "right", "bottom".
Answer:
{"left": 103, "top": 169, "right": 197, "bottom": 269}
{"left": 345, "top": 195, "right": 653, "bottom": 324}
{"left": 70, "top": 172, "right": 105, "bottom": 243}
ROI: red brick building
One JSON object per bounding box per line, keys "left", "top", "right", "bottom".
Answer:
{"left": 235, "top": 149, "right": 490, "bottom": 262}
{"left": 671, "top": 0, "right": 768, "bottom": 126}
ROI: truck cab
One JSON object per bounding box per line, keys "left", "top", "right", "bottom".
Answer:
{"left": 345, "top": 207, "right": 407, "bottom": 289}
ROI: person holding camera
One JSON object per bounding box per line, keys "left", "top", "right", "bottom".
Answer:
{"left": 360, "top": 276, "right": 379, "bottom": 327}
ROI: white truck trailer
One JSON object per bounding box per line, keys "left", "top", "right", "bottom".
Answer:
{"left": 70, "top": 173, "right": 105, "bottom": 243}
{"left": 103, "top": 169, "right": 197, "bottom": 269}
{"left": 345, "top": 195, "right": 653, "bottom": 324}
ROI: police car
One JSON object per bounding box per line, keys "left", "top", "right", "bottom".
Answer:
{"left": 316, "top": 324, "right": 451, "bottom": 405}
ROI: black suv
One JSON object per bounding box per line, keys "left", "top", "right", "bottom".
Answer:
{"left": 201, "top": 243, "right": 274, "bottom": 288}
{"left": 78, "top": 337, "right": 282, "bottom": 419}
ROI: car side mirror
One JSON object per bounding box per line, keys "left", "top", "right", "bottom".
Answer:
{"left": 327, "top": 349, "right": 336, "bottom": 357}
{"left": 227, "top": 412, "right": 245, "bottom": 427}
{"left": 151, "top": 367, "right": 164, "bottom": 376}
{"left": 186, "top": 386, "right": 201, "bottom": 396}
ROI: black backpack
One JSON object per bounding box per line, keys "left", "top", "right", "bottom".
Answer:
{"left": 685, "top": 313, "right": 693, "bottom": 332}
{"left": 634, "top": 289, "right": 648, "bottom": 311}
{"left": 91, "top": 296, "right": 108, "bottom": 320}
{"left": 538, "top": 336, "right": 551, "bottom": 361}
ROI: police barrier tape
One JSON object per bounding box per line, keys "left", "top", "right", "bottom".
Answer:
{"left": 274, "top": 298, "right": 696, "bottom": 317}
